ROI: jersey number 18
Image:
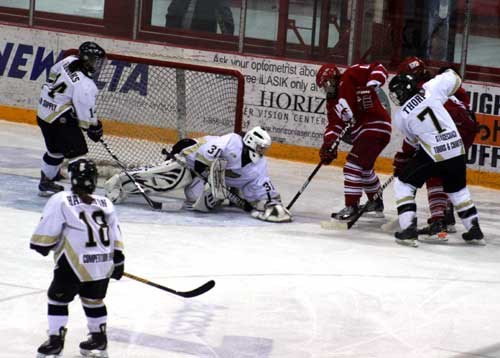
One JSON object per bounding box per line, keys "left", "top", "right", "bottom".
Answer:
{"left": 79, "top": 210, "right": 110, "bottom": 247}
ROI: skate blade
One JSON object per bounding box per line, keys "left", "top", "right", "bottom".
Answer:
{"left": 320, "top": 220, "right": 348, "bottom": 230}
{"left": 80, "top": 348, "right": 109, "bottom": 357}
{"left": 419, "top": 233, "right": 448, "bottom": 243}
{"left": 366, "top": 211, "right": 385, "bottom": 218}
{"left": 395, "top": 238, "right": 418, "bottom": 247}
{"left": 446, "top": 224, "right": 457, "bottom": 233}
{"left": 465, "top": 239, "right": 486, "bottom": 246}
{"left": 38, "top": 190, "right": 56, "bottom": 197}
{"left": 36, "top": 353, "right": 62, "bottom": 358}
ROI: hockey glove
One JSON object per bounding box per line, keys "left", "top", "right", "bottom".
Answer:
{"left": 87, "top": 120, "right": 103, "bottom": 142}
{"left": 334, "top": 98, "right": 354, "bottom": 123}
{"left": 393, "top": 151, "right": 413, "bottom": 177}
{"left": 356, "top": 86, "right": 376, "bottom": 111}
{"left": 111, "top": 250, "right": 124, "bottom": 280}
{"left": 251, "top": 203, "right": 293, "bottom": 223}
{"left": 320, "top": 142, "right": 338, "bottom": 165}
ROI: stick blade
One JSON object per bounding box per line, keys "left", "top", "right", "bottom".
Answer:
{"left": 177, "top": 280, "right": 216, "bottom": 298}
{"left": 320, "top": 220, "right": 349, "bottom": 230}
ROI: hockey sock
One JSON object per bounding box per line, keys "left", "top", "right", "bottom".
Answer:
{"left": 426, "top": 177, "right": 447, "bottom": 221}
{"left": 362, "top": 169, "right": 381, "bottom": 200}
{"left": 448, "top": 188, "right": 478, "bottom": 230}
{"left": 41, "top": 152, "right": 64, "bottom": 180}
{"left": 82, "top": 298, "right": 107, "bottom": 333}
{"left": 343, "top": 161, "right": 363, "bottom": 206}
{"left": 47, "top": 301, "right": 69, "bottom": 335}
{"left": 394, "top": 178, "right": 417, "bottom": 229}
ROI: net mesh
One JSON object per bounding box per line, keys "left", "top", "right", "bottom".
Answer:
{"left": 81, "top": 53, "right": 243, "bottom": 175}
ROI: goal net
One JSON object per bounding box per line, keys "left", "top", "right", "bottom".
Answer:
{"left": 64, "top": 50, "right": 244, "bottom": 176}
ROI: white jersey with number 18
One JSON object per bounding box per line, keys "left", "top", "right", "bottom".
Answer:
{"left": 37, "top": 55, "right": 99, "bottom": 129}
{"left": 393, "top": 69, "right": 465, "bottom": 162}
{"left": 30, "top": 191, "right": 123, "bottom": 282}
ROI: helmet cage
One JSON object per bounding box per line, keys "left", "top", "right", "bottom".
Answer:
{"left": 243, "top": 126, "right": 272, "bottom": 163}
{"left": 79, "top": 42, "right": 106, "bottom": 78}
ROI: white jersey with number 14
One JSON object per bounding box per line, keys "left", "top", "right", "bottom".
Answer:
{"left": 37, "top": 55, "right": 99, "bottom": 129}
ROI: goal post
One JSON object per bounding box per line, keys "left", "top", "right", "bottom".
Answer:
{"left": 64, "top": 49, "right": 244, "bottom": 174}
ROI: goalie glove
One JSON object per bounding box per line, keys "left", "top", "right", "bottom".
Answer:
{"left": 251, "top": 200, "right": 293, "bottom": 223}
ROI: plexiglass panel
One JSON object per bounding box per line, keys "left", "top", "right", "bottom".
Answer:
{"left": 36, "top": 0, "right": 104, "bottom": 18}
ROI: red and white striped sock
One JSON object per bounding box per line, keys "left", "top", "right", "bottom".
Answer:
{"left": 362, "top": 169, "right": 381, "bottom": 200}
{"left": 343, "top": 161, "right": 364, "bottom": 207}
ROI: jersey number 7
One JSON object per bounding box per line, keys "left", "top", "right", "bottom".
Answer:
{"left": 417, "top": 107, "right": 445, "bottom": 133}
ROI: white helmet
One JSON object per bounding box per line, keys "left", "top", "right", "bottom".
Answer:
{"left": 243, "top": 126, "right": 272, "bottom": 163}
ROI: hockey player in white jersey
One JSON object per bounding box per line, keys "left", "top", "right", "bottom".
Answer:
{"left": 32, "top": 159, "right": 124, "bottom": 358}
{"left": 388, "top": 69, "right": 484, "bottom": 247}
{"left": 104, "top": 126, "right": 293, "bottom": 222}
{"left": 37, "top": 41, "right": 106, "bottom": 196}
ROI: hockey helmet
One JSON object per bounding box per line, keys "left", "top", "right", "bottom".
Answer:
{"left": 243, "top": 126, "right": 272, "bottom": 163}
{"left": 69, "top": 158, "right": 98, "bottom": 194}
{"left": 388, "top": 73, "right": 419, "bottom": 106}
{"left": 78, "top": 41, "right": 106, "bottom": 77}
{"left": 316, "top": 64, "right": 341, "bottom": 98}
{"left": 397, "top": 56, "right": 432, "bottom": 82}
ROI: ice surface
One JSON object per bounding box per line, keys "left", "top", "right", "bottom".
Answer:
{"left": 0, "top": 120, "right": 499, "bottom": 358}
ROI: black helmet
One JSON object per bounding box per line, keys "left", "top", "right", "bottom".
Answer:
{"left": 78, "top": 41, "right": 106, "bottom": 77}
{"left": 69, "top": 159, "right": 98, "bottom": 194}
{"left": 388, "top": 73, "right": 419, "bottom": 106}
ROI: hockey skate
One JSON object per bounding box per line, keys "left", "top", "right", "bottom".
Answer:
{"left": 417, "top": 219, "right": 448, "bottom": 242}
{"left": 38, "top": 171, "right": 64, "bottom": 197}
{"left": 395, "top": 219, "right": 418, "bottom": 247}
{"left": 444, "top": 203, "right": 457, "bottom": 233}
{"left": 37, "top": 327, "right": 67, "bottom": 358}
{"left": 80, "top": 323, "right": 108, "bottom": 357}
{"left": 462, "top": 218, "right": 485, "bottom": 246}
{"left": 360, "top": 197, "right": 384, "bottom": 218}
{"left": 331, "top": 205, "right": 359, "bottom": 222}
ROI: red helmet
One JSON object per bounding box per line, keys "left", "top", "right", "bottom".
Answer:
{"left": 316, "top": 64, "right": 341, "bottom": 97}
{"left": 397, "top": 56, "right": 433, "bottom": 83}
{"left": 397, "top": 56, "right": 426, "bottom": 75}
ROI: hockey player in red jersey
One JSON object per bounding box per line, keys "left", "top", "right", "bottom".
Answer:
{"left": 317, "top": 62, "right": 392, "bottom": 221}
{"left": 394, "top": 57, "right": 478, "bottom": 240}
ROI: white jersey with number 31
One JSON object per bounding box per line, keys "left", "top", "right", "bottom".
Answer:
{"left": 393, "top": 70, "right": 465, "bottom": 162}
{"left": 183, "top": 133, "right": 279, "bottom": 202}
{"left": 30, "top": 191, "right": 123, "bottom": 282}
{"left": 37, "top": 55, "right": 99, "bottom": 128}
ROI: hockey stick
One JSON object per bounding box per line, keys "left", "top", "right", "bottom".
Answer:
{"left": 123, "top": 272, "right": 215, "bottom": 298}
{"left": 99, "top": 139, "right": 165, "bottom": 210}
{"left": 286, "top": 124, "right": 352, "bottom": 210}
{"left": 161, "top": 149, "right": 254, "bottom": 212}
{"left": 321, "top": 174, "right": 395, "bottom": 230}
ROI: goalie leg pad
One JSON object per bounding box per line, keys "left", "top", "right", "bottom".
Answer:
{"left": 184, "top": 180, "right": 221, "bottom": 212}
{"left": 208, "top": 158, "right": 227, "bottom": 200}
{"left": 104, "top": 160, "right": 192, "bottom": 202}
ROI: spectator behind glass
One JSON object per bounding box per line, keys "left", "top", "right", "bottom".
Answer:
{"left": 165, "top": 0, "right": 235, "bottom": 35}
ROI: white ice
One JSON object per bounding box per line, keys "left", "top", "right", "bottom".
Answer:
{"left": 1, "top": 119, "right": 499, "bottom": 358}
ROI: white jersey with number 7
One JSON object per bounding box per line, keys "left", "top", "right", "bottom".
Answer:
{"left": 393, "top": 69, "right": 465, "bottom": 162}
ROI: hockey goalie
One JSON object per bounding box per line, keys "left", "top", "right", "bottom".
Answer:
{"left": 103, "top": 126, "right": 292, "bottom": 223}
